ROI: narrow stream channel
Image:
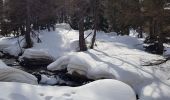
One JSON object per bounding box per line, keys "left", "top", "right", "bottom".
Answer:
{"left": 1, "top": 55, "right": 93, "bottom": 87}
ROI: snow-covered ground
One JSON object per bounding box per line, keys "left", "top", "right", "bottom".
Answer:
{"left": 0, "top": 23, "right": 170, "bottom": 100}
{"left": 0, "top": 79, "right": 136, "bottom": 100}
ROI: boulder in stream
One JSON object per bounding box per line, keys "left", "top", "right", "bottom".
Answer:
{"left": 19, "top": 49, "right": 54, "bottom": 68}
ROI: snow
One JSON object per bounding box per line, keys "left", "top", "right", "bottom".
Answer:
{"left": 19, "top": 49, "right": 54, "bottom": 60}
{"left": 0, "top": 36, "right": 25, "bottom": 56}
{"left": 1, "top": 23, "right": 170, "bottom": 99}
{"left": 0, "top": 60, "right": 8, "bottom": 68}
{"left": 47, "top": 24, "right": 170, "bottom": 100}
{"left": 56, "top": 23, "right": 72, "bottom": 30}
{"left": 0, "top": 27, "right": 72, "bottom": 58}
{"left": 48, "top": 52, "right": 115, "bottom": 80}
{"left": 47, "top": 55, "right": 71, "bottom": 71}
{"left": 39, "top": 74, "right": 58, "bottom": 85}
{"left": 0, "top": 60, "right": 38, "bottom": 85}
{"left": 139, "top": 80, "right": 170, "bottom": 100}
{"left": 0, "top": 79, "right": 136, "bottom": 100}
{"left": 31, "top": 29, "right": 72, "bottom": 59}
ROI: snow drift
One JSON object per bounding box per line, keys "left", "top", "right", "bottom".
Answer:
{"left": 0, "top": 79, "right": 136, "bottom": 100}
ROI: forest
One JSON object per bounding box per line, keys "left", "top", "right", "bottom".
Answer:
{"left": 0, "top": 0, "right": 170, "bottom": 100}
{"left": 0, "top": 0, "right": 170, "bottom": 53}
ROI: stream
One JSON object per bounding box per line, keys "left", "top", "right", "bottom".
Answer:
{"left": 1, "top": 55, "right": 93, "bottom": 87}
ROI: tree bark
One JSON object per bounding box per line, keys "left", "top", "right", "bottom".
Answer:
{"left": 90, "top": 0, "right": 98, "bottom": 49}
{"left": 0, "top": 0, "right": 3, "bottom": 35}
{"left": 138, "top": 27, "right": 143, "bottom": 38}
{"left": 25, "top": 0, "right": 33, "bottom": 48}
{"left": 79, "top": 17, "right": 87, "bottom": 51}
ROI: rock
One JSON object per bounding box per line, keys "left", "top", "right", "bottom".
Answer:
{"left": 20, "top": 57, "right": 54, "bottom": 68}
{"left": 19, "top": 49, "right": 54, "bottom": 68}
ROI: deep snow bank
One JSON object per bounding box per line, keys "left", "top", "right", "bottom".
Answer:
{"left": 0, "top": 79, "right": 136, "bottom": 100}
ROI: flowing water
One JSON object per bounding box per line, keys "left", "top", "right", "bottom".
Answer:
{"left": 1, "top": 55, "right": 93, "bottom": 86}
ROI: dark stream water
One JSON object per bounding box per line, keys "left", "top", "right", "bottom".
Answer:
{"left": 1, "top": 55, "right": 93, "bottom": 87}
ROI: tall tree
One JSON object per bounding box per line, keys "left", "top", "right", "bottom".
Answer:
{"left": 90, "top": 0, "right": 100, "bottom": 49}
{"left": 25, "top": 0, "right": 32, "bottom": 48}
{"left": 70, "top": 0, "right": 89, "bottom": 51}
{"left": 0, "top": 0, "right": 3, "bottom": 34}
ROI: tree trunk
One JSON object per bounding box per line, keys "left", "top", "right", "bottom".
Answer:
{"left": 90, "top": 0, "right": 98, "bottom": 49}
{"left": 0, "top": 0, "right": 3, "bottom": 35}
{"left": 156, "top": 19, "right": 164, "bottom": 54}
{"left": 79, "top": 17, "right": 87, "bottom": 51}
{"left": 25, "top": 0, "right": 32, "bottom": 48}
{"left": 149, "top": 17, "right": 154, "bottom": 39}
{"left": 138, "top": 27, "right": 143, "bottom": 38}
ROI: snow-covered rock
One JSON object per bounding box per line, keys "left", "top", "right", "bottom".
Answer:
{"left": 47, "top": 55, "right": 71, "bottom": 71}
{"left": 39, "top": 74, "right": 58, "bottom": 85}
{"left": 0, "top": 67, "right": 38, "bottom": 85}
{"left": 48, "top": 52, "right": 115, "bottom": 80}
{"left": 0, "top": 60, "right": 38, "bottom": 85}
{"left": 0, "top": 79, "right": 136, "bottom": 100}
{"left": 19, "top": 49, "right": 54, "bottom": 67}
{"left": 20, "top": 49, "right": 54, "bottom": 60}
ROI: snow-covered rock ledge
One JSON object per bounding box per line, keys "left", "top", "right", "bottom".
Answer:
{"left": 0, "top": 79, "right": 136, "bottom": 100}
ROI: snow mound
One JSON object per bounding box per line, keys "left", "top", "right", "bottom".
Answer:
{"left": 48, "top": 52, "right": 115, "bottom": 80}
{"left": 19, "top": 49, "right": 54, "bottom": 60}
{"left": 0, "top": 60, "right": 8, "bottom": 68}
{"left": 0, "top": 37, "right": 14, "bottom": 50}
{"left": 0, "top": 67, "right": 38, "bottom": 85}
{"left": 47, "top": 55, "right": 71, "bottom": 71}
{"left": 0, "top": 37, "right": 25, "bottom": 56}
{"left": 77, "top": 79, "right": 136, "bottom": 100}
{"left": 0, "top": 79, "right": 136, "bottom": 100}
{"left": 0, "top": 60, "right": 38, "bottom": 85}
{"left": 39, "top": 74, "right": 58, "bottom": 85}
